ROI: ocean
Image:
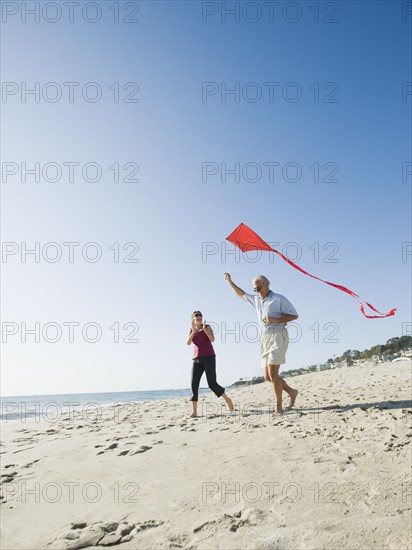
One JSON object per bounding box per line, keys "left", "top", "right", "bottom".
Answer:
{"left": 0, "top": 387, "right": 213, "bottom": 423}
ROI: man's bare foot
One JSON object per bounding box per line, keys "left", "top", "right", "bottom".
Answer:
{"left": 285, "top": 389, "right": 298, "bottom": 410}
{"left": 272, "top": 409, "right": 284, "bottom": 417}
{"left": 190, "top": 413, "right": 198, "bottom": 418}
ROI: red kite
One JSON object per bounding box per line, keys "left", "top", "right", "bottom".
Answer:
{"left": 226, "top": 223, "right": 396, "bottom": 319}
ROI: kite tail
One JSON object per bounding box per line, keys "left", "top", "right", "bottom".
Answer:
{"left": 271, "top": 248, "right": 397, "bottom": 319}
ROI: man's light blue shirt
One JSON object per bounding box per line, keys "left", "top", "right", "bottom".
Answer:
{"left": 243, "top": 290, "right": 298, "bottom": 332}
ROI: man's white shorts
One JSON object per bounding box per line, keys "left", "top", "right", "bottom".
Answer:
{"left": 260, "top": 327, "right": 289, "bottom": 366}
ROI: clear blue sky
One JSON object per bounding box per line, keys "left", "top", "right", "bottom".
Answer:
{"left": 1, "top": 0, "right": 411, "bottom": 396}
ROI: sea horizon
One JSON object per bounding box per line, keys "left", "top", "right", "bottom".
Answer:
{"left": 0, "top": 387, "right": 220, "bottom": 422}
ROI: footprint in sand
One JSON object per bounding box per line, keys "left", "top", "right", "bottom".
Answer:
{"left": 1, "top": 471, "right": 18, "bottom": 484}
{"left": 108, "top": 444, "right": 155, "bottom": 457}
{"left": 22, "top": 459, "right": 40, "bottom": 468}
{"left": 192, "top": 508, "right": 267, "bottom": 538}
{"left": 131, "top": 445, "right": 152, "bottom": 455}
{"left": 96, "top": 443, "right": 118, "bottom": 455}
{"left": 159, "top": 424, "right": 175, "bottom": 430}
{"left": 12, "top": 437, "right": 35, "bottom": 444}
{"left": 48, "top": 519, "right": 163, "bottom": 549}
{"left": 168, "top": 533, "right": 191, "bottom": 547}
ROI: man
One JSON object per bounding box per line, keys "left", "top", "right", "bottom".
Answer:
{"left": 224, "top": 273, "right": 299, "bottom": 415}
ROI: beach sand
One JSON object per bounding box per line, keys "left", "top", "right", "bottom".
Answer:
{"left": 1, "top": 359, "right": 411, "bottom": 550}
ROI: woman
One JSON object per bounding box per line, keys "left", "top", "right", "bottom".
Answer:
{"left": 186, "top": 311, "right": 234, "bottom": 418}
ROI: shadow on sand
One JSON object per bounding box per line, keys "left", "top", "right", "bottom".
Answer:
{"left": 297, "top": 399, "right": 412, "bottom": 413}
{"left": 234, "top": 399, "right": 412, "bottom": 417}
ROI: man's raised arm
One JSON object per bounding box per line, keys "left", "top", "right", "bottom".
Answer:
{"left": 224, "top": 273, "right": 246, "bottom": 299}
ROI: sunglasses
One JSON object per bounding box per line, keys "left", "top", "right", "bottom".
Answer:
{"left": 253, "top": 286, "right": 263, "bottom": 292}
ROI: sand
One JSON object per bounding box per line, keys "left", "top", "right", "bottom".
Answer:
{"left": 1, "top": 359, "right": 411, "bottom": 550}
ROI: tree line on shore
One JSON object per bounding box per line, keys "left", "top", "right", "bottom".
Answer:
{"left": 233, "top": 335, "right": 412, "bottom": 386}
{"left": 332, "top": 335, "right": 412, "bottom": 365}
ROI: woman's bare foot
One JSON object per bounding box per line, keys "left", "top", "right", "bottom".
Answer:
{"left": 189, "top": 413, "right": 198, "bottom": 418}
{"left": 272, "top": 409, "right": 284, "bottom": 417}
{"left": 285, "top": 389, "right": 298, "bottom": 410}
{"left": 222, "top": 393, "right": 235, "bottom": 412}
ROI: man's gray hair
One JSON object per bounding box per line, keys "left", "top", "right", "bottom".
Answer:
{"left": 253, "top": 275, "right": 270, "bottom": 286}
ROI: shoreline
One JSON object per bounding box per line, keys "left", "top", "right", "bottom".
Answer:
{"left": 0, "top": 388, "right": 216, "bottom": 424}
{"left": 3, "top": 355, "right": 409, "bottom": 423}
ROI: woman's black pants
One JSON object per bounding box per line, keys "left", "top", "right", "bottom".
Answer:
{"left": 190, "top": 355, "right": 225, "bottom": 401}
